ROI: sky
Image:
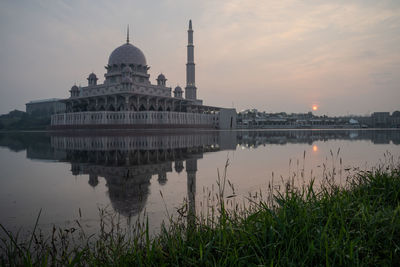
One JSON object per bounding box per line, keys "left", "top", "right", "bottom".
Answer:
{"left": 0, "top": 0, "right": 399, "bottom": 116}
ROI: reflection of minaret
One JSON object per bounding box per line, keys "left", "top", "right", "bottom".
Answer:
{"left": 186, "top": 158, "right": 197, "bottom": 221}
{"left": 185, "top": 20, "right": 197, "bottom": 100}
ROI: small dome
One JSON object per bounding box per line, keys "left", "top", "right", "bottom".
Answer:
{"left": 88, "top": 72, "right": 97, "bottom": 79}
{"left": 71, "top": 85, "right": 79, "bottom": 91}
{"left": 174, "top": 85, "right": 182, "bottom": 92}
{"left": 121, "top": 76, "right": 133, "bottom": 84}
{"left": 174, "top": 161, "right": 184, "bottom": 173}
{"left": 108, "top": 43, "right": 147, "bottom": 66}
{"left": 157, "top": 73, "right": 166, "bottom": 80}
{"left": 122, "top": 66, "right": 132, "bottom": 73}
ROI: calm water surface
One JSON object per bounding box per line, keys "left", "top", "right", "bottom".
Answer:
{"left": 0, "top": 129, "right": 399, "bottom": 235}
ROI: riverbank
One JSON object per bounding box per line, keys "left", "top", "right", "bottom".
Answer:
{"left": 1, "top": 165, "right": 399, "bottom": 266}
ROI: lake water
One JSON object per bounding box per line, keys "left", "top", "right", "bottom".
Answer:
{"left": 0, "top": 129, "right": 399, "bottom": 236}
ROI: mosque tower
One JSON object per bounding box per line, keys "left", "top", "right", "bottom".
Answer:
{"left": 185, "top": 20, "right": 197, "bottom": 100}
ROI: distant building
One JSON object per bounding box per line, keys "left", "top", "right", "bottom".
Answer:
{"left": 26, "top": 98, "right": 65, "bottom": 116}
{"left": 371, "top": 112, "right": 391, "bottom": 128}
{"left": 391, "top": 111, "right": 400, "bottom": 128}
{"left": 50, "top": 21, "right": 236, "bottom": 129}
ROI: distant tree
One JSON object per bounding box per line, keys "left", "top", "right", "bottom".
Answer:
{"left": 8, "top": 110, "right": 25, "bottom": 118}
{"left": 1, "top": 110, "right": 50, "bottom": 130}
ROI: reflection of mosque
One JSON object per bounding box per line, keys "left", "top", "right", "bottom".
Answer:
{"left": 51, "top": 132, "right": 237, "bottom": 216}
{"left": 0, "top": 130, "right": 398, "bottom": 216}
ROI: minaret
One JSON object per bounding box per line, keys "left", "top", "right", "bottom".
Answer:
{"left": 185, "top": 20, "right": 197, "bottom": 100}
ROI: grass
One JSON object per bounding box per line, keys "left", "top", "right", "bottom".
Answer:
{"left": 1, "top": 163, "right": 400, "bottom": 266}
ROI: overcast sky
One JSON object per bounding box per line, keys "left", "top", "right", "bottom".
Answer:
{"left": 0, "top": 0, "right": 399, "bottom": 115}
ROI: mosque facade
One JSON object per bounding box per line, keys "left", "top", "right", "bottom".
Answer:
{"left": 51, "top": 21, "right": 236, "bottom": 129}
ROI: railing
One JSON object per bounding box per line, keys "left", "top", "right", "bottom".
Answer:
{"left": 51, "top": 111, "right": 217, "bottom": 127}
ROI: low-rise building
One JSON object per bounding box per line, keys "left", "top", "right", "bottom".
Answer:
{"left": 371, "top": 112, "right": 391, "bottom": 127}
{"left": 26, "top": 98, "right": 65, "bottom": 116}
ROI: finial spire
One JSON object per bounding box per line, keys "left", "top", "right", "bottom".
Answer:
{"left": 126, "top": 24, "right": 130, "bottom": 43}
{"left": 189, "top": 19, "right": 192, "bottom": 30}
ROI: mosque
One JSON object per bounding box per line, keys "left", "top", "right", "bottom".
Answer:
{"left": 50, "top": 21, "right": 236, "bottom": 129}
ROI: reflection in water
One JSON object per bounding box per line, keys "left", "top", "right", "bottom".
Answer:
{"left": 0, "top": 129, "right": 399, "bottom": 219}
{"left": 313, "top": 145, "right": 318, "bottom": 152}
{"left": 236, "top": 129, "right": 400, "bottom": 146}
{"left": 50, "top": 132, "right": 237, "bottom": 217}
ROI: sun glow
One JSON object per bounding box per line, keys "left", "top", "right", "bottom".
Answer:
{"left": 312, "top": 145, "right": 318, "bottom": 152}
{"left": 312, "top": 105, "right": 318, "bottom": 111}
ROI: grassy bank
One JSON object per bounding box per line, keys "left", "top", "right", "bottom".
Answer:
{"left": 1, "top": 166, "right": 400, "bottom": 266}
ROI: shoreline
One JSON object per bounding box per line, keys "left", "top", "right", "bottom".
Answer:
{"left": 1, "top": 127, "right": 399, "bottom": 134}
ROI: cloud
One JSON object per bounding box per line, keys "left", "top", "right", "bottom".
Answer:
{"left": 0, "top": 0, "right": 399, "bottom": 115}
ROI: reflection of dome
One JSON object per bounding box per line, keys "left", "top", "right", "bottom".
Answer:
{"left": 71, "top": 164, "right": 80, "bottom": 176}
{"left": 88, "top": 174, "right": 99, "bottom": 187}
{"left": 174, "top": 160, "right": 184, "bottom": 173}
{"left": 158, "top": 173, "right": 167, "bottom": 185}
{"left": 108, "top": 43, "right": 147, "bottom": 66}
{"left": 105, "top": 174, "right": 150, "bottom": 217}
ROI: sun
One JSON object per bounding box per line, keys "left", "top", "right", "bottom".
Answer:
{"left": 312, "top": 105, "right": 318, "bottom": 111}
{"left": 312, "top": 145, "right": 318, "bottom": 152}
